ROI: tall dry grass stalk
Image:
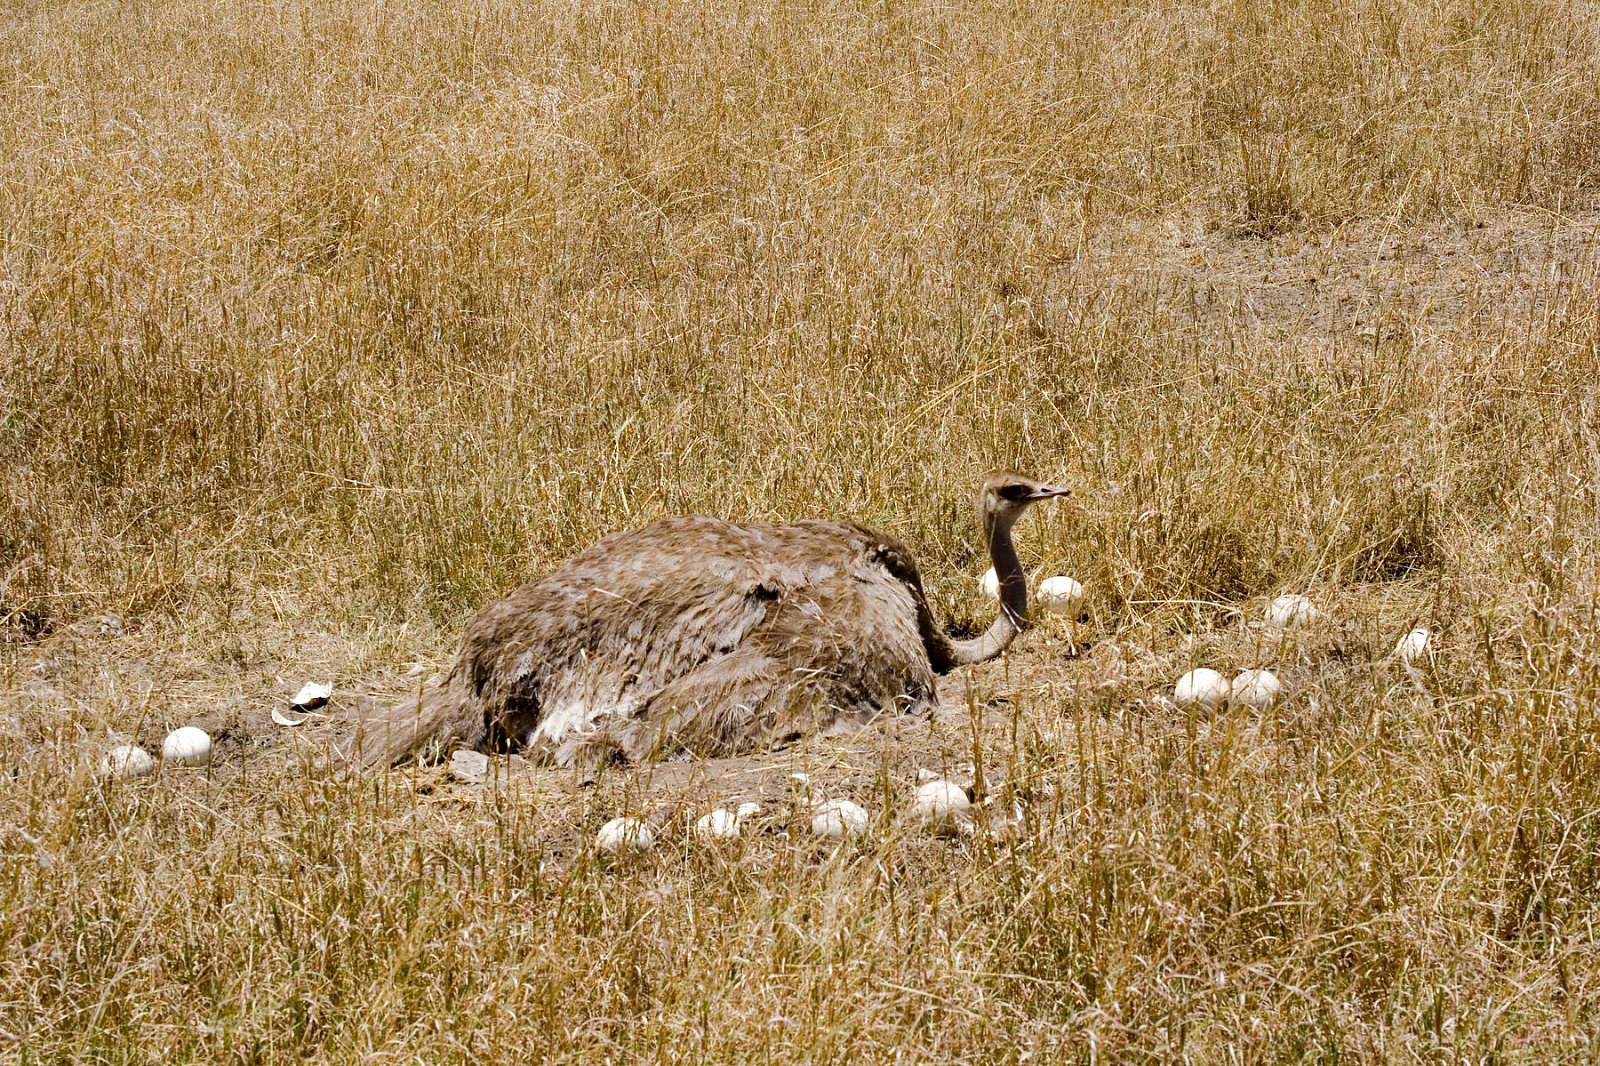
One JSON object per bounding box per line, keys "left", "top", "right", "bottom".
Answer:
{"left": 4, "top": 0, "right": 1600, "bottom": 1060}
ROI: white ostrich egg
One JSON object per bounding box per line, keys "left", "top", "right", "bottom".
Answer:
{"left": 910, "top": 780, "right": 972, "bottom": 833}
{"left": 694, "top": 809, "right": 742, "bottom": 840}
{"left": 1265, "top": 594, "right": 1318, "bottom": 629}
{"left": 1394, "top": 628, "right": 1432, "bottom": 664}
{"left": 1174, "top": 668, "right": 1228, "bottom": 710}
{"left": 979, "top": 567, "right": 1001, "bottom": 600}
{"left": 596, "top": 817, "right": 655, "bottom": 856}
{"left": 162, "top": 726, "right": 213, "bottom": 767}
{"left": 735, "top": 802, "right": 762, "bottom": 821}
{"left": 1036, "top": 576, "right": 1084, "bottom": 614}
{"left": 811, "top": 798, "right": 869, "bottom": 839}
{"left": 1229, "top": 669, "right": 1282, "bottom": 710}
{"left": 100, "top": 744, "right": 156, "bottom": 780}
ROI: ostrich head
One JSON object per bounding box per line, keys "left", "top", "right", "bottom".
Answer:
{"left": 978, "top": 471, "right": 1070, "bottom": 534}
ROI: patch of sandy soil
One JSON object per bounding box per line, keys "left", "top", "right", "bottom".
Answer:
{"left": 1038, "top": 202, "right": 1600, "bottom": 347}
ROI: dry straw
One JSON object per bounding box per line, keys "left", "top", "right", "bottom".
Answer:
{"left": 3, "top": 0, "right": 1600, "bottom": 1059}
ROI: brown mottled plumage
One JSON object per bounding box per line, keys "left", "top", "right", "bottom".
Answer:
{"left": 344, "top": 472, "right": 1067, "bottom": 770}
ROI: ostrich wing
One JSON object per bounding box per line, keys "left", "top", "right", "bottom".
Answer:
{"left": 460, "top": 517, "right": 797, "bottom": 747}
{"left": 561, "top": 520, "right": 939, "bottom": 763}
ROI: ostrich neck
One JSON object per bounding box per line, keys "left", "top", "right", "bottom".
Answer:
{"left": 918, "top": 509, "right": 1027, "bottom": 672}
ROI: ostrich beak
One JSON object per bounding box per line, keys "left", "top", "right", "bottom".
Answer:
{"left": 1027, "top": 483, "right": 1071, "bottom": 501}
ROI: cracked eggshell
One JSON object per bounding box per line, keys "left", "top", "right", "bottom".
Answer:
{"left": 290, "top": 681, "right": 333, "bottom": 710}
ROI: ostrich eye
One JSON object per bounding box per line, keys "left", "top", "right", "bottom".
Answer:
{"left": 997, "top": 484, "right": 1031, "bottom": 501}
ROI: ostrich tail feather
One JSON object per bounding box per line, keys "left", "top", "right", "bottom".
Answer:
{"left": 341, "top": 678, "right": 485, "bottom": 772}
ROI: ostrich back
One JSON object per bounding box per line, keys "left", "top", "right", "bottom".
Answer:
{"left": 357, "top": 516, "right": 942, "bottom": 768}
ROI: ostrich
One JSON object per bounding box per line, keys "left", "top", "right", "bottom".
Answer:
{"left": 344, "top": 471, "right": 1067, "bottom": 770}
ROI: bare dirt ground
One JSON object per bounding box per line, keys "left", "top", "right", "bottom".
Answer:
{"left": 5, "top": 565, "right": 1439, "bottom": 866}
{"left": 1048, "top": 203, "right": 1600, "bottom": 346}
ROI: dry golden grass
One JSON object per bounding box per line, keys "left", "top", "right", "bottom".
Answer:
{"left": 5, "top": 0, "right": 1600, "bottom": 1060}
